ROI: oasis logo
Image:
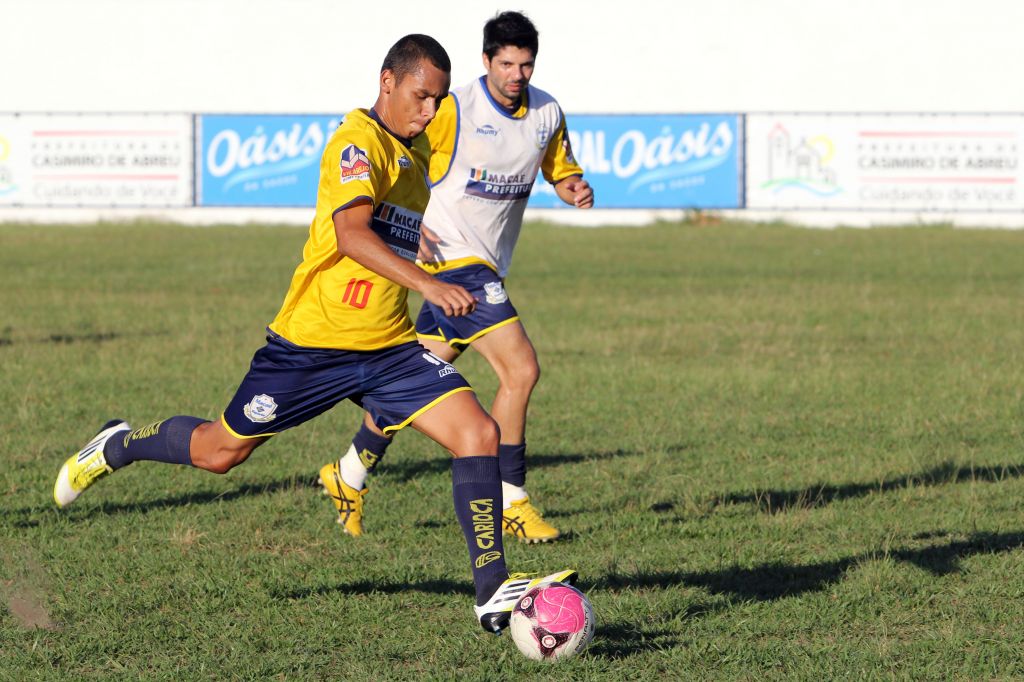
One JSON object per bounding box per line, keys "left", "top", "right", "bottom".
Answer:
{"left": 205, "top": 119, "right": 340, "bottom": 191}
{"left": 567, "top": 120, "right": 735, "bottom": 192}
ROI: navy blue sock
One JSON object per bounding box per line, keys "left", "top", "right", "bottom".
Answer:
{"left": 103, "top": 416, "right": 207, "bottom": 469}
{"left": 497, "top": 443, "right": 527, "bottom": 487}
{"left": 352, "top": 422, "right": 392, "bottom": 472}
{"left": 451, "top": 456, "right": 509, "bottom": 605}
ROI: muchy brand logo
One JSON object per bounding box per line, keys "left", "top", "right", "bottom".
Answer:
{"left": 206, "top": 120, "right": 339, "bottom": 191}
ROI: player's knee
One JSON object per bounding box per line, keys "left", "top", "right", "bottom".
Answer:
{"left": 457, "top": 415, "right": 500, "bottom": 456}
{"left": 500, "top": 358, "right": 540, "bottom": 395}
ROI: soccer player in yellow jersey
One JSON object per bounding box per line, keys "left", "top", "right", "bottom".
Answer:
{"left": 323, "top": 12, "right": 594, "bottom": 544}
{"left": 52, "top": 34, "right": 575, "bottom": 635}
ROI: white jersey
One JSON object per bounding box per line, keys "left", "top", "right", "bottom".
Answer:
{"left": 419, "top": 77, "right": 582, "bottom": 278}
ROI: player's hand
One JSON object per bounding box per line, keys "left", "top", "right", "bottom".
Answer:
{"left": 566, "top": 179, "right": 593, "bottom": 209}
{"left": 417, "top": 224, "right": 446, "bottom": 264}
{"left": 423, "top": 280, "right": 477, "bottom": 317}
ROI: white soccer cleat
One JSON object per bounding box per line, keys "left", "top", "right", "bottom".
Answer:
{"left": 53, "top": 420, "right": 131, "bottom": 508}
{"left": 474, "top": 569, "right": 578, "bottom": 634}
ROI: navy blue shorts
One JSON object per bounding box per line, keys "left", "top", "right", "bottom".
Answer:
{"left": 415, "top": 264, "right": 520, "bottom": 353}
{"left": 221, "top": 332, "right": 472, "bottom": 438}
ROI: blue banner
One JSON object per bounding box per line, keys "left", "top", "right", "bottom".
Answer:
{"left": 528, "top": 114, "right": 743, "bottom": 209}
{"left": 197, "top": 114, "right": 341, "bottom": 206}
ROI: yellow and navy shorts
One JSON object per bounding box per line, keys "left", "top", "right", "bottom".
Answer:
{"left": 415, "top": 264, "right": 520, "bottom": 353}
{"left": 221, "top": 332, "right": 472, "bottom": 438}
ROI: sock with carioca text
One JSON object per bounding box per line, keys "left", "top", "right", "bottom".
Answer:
{"left": 103, "top": 416, "right": 207, "bottom": 469}
{"left": 451, "top": 455, "right": 509, "bottom": 605}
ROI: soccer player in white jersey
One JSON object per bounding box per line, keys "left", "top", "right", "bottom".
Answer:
{"left": 320, "top": 11, "right": 593, "bottom": 544}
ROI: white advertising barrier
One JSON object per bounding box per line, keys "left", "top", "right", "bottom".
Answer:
{"left": 746, "top": 114, "right": 1023, "bottom": 211}
{"left": 0, "top": 113, "right": 192, "bottom": 207}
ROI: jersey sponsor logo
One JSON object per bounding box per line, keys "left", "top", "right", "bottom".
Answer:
{"left": 465, "top": 167, "right": 533, "bottom": 201}
{"left": 483, "top": 281, "right": 508, "bottom": 304}
{"left": 398, "top": 154, "right": 411, "bottom": 168}
{"left": 536, "top": 124, "right": 551, "bottom": 150}
{"left": 371, "top": 202, "right": 423, "bottom": 260}
{"left": 340, "top": 144, "right": 371, "bottom": 182}
{"left": 475, "top": 124, "right": 500, "bottom": 137}
{"left": 243, "top": 394, "right": 278, "bottom": 423}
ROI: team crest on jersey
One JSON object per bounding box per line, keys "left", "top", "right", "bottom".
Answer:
{"left": 536, "top": 125, "right": 551, "bottom": 149}
{"left": 340, "top": 144, "right": 371, "bottom": 182}
{"left": 483, "top": 281, "right": 508, "bottom": 304}
{"left": 243, "top": 394, "right": 278, "bottom": 423}
{"left": 398, "top": 154, "right": 411, "bottom": 168}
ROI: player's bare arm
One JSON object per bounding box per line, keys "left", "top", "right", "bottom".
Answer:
{"left": 333, "top": 202, "right": 476, "bottom": 316}
{"left": 554, "top": 175, "right": 593, "bottom": 209}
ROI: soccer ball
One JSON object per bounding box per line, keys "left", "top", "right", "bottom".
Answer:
{"left": 509, "top": 582, "right": 595, "bottom": 661}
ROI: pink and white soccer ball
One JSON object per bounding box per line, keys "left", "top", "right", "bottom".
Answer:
{"left": 509, "top": 581, "right": 595, "bottom": 661}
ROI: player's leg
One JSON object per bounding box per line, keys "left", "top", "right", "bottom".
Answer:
{"left": 410, "top": 389, "right": 576, "bottom": 632}
{"left": 357, "top": 342, "right": 575, "bottom": 632}
{"left": 320, "top": 307, "right": 462, "bottom": 535}
{"left": 55, "top": 332, "right": 352, "bottom": 507}
{"left": 53, "top": 415, "right": 266, "bottom": 507}
{"left": 469, "top": 318, "right": 559, "bottom": 544}
{"left": 319, "top": 412, "right": 391, "bottom": 537}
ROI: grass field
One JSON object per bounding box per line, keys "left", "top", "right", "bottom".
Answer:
{"left": 1, "top": 219, "right": 1023, "bottom": 679}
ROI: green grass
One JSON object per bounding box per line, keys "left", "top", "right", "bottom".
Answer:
{"left": 1, "top": 219, "right": 1023, "bottom": 679}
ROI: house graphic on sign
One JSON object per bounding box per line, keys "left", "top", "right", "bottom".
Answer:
{"left": 762, "top": 123, "right": 841, "bottom": 197}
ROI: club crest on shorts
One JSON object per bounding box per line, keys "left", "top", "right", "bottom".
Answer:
{"left": 483, "top": 281, "right": 508, "bottom": 304}
{"left": 243, "top": 394, "right": 278, "bottom": 423}
{"left": 340, "top": 144, "right": 371, "bottom": 183}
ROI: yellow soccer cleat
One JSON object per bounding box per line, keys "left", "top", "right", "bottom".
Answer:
{"left": 502, "top": 497, "right": 561, "bottom": 544}
{"left": 474, "top": 569, "right": 578, "bottom": 634}
{"left": 53, "top": 420, "right": 131, "bottom": 508}
{"left": 318, "top": 461, "right": 367, "bottom": 537}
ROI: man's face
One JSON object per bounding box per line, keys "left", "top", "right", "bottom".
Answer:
{"left": 383, "top": 59, "right": 450, "bottom": 138}
{"left": 482, "top": 45, "right": 535, "bottom": 108}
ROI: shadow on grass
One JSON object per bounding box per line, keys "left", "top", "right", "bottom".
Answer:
{"left": 600, "top": 530, "right": 1024, "bottom": 602}
{"left": 674, "top": 461, "right": 1024, "bottom": 515}
{"left": 277, "top": 578, "right": 473, "bottom": 601}
{"left": 587, "top": 620, "right": 679, "bottom": 659}
{"left": 6, "top": 476, "right": 319, "bottom": 525}
{"left": 0, "top": 329, "right": 170, "bottom": 346}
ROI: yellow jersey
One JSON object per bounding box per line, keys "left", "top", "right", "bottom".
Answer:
{"left": 269, "top": 108, "right": 430, "bottom": 350}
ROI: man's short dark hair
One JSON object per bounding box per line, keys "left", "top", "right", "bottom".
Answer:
{"left": 483, "top": 11, "right": 539, "bottom": 59}
{"left": 381, "top": 34, "right": 451, "bottom": 83}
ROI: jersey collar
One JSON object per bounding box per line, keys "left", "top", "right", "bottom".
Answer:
{"left": 367, "top": 108, "right": 413, "bottom": 148}
{"left": 478, "top": 76, "right": 529, "bottom": 120}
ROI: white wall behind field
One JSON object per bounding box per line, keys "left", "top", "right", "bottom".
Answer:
{"left": 2, "top": 0, "right": 1022, "bottom": 226}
